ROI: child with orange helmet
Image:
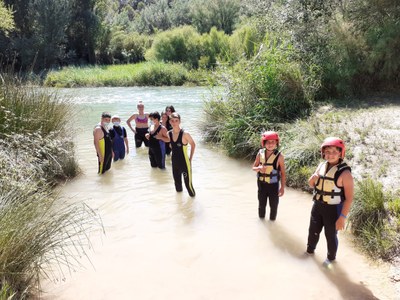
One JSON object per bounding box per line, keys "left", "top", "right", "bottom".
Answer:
{"left": 306, "top": 137, "right": 354, "bottom": 264}
{"left": 252, "top": 131, "right": 286, "bottom": 220}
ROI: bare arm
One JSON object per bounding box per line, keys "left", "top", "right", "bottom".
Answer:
{"left": 252, "top": 152, "right": 262, "bottom": 172}
{"left": 126, "top": 114, "right": 137, "bottom": 133}
{"left": 93, "top": 127, "right": 104, "bottom": 162}
{"left": 157, "top": 127, "right": 170, "bottom": 143}
{"left": 336, "top": 170, "right": 354, "bottom": 230}
{"left": 308, "top": 163, "right": 323, "bottom": 188}
{"left": 184, "top": 132, "right": 195, "bottom": 161}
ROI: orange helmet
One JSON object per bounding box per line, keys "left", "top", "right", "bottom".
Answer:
{"left": 321, "top": 137, "right": 345, "bottom": 159}
{"left": 261, "top": 131, "right": 280, "bottom": 147}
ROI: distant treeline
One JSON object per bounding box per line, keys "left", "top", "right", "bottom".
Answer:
{"left": 0, "top": 0, "right": 399, "bottom": 95}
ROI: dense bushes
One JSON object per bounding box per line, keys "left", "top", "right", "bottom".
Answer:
{"left": 44, "top": 61, "right": 192, "bottom": 87}
{"left": 0, "top": 75, "right": 101, "bottom": 298}
{"left": 349, "top": 178, "right": 400, "bottom": 259}
{"left": 203, "top": 34, "right": 318, "bottom": 158}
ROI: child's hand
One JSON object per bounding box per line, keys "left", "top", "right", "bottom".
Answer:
{"left": 278, "top": 187, "right": 285, "bottom": 197}
{"left": 145, "top": 133, "right": 150, "bottom": 140}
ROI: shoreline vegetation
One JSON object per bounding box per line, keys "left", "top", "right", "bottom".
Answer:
{"left": 0, "top": 75, "right": 103, "bottom": 299}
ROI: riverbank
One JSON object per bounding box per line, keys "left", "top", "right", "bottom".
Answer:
{"left": 43, "top": 62, "right": 209, "bottom": 88}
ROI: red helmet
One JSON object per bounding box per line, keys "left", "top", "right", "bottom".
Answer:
{"left": 321, "top": 137, "right": 345, "bottom": 159}
{"left": 261, "top": 131, "right": 280, "bottom": 147}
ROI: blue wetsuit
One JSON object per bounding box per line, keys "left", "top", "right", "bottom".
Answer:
{"left": 110, "top": 125, "right": 127, "bottom": 161}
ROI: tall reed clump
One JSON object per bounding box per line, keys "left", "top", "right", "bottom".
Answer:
{"left": 0, "top": 74, "right": 102, "bottom": 298}
{"left": 349, "top": 178, "right": 400, "bottom": 260}
{"left": 203, "top": 33, "right": 319, "bottom": 158}
{"left": 44, "top": 61, "right": 191, "bottom": 87}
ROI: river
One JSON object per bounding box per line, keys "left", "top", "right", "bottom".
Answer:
{"left": 42, "top": 87, "right": 396, "bottom": 300}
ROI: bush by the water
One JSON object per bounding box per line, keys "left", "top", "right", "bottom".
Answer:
{"left": 349, "top": 178, "right": 400, "bottom": 260}
{"left": 44, "top": 61, "right": 194, "bottom": 87}
{"left": 203, "top": 34, "right": 319, "bottom": 158}
{"left": 0, "top": 76, "right": 102, "bottom": 298}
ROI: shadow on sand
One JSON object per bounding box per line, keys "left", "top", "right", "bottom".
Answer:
{"left": 262, "top": 221, "right": 379, "bottom": 300}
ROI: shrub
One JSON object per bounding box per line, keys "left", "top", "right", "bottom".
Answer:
{"left": 349, "top": 178, "right": 399, "bottom": 259}
{"left": 145, "top": 25, "right": 202, "bottom": 68}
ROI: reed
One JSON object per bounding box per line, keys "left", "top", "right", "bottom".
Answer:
{"left": 43, "top": 61, "right": 201, "bottom": 87}
{"left": 349, "top": 178, "right": 399, "bottom": 259}
{"left": 0, "top": 72, "right": 102, "bottom": 298}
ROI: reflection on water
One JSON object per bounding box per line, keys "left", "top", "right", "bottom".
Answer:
{"left": 43, "top": 87, "right": 395, "bottom": 300}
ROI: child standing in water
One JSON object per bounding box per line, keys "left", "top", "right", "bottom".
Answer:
{"left": 306, "top": 137, "right": 354, "bottom": 264}
{"left": 168, "top": 112, "right": 196, "bottom": 197}
{"left": 110, "top": 115, "right": 129, "bottom": 161}
{"left": 145, "top": 112, "right": 169, "bottom": 169}
{"left": 93, "top": 112, "right": 113, "bottom": 174}
{"left": 252, "top": 131, "right": 286, "bottom": 220}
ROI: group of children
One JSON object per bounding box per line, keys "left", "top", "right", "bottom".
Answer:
{"left": 252, "top": 131, "right": 354, "bottom": 264}
{"left": 93, "top": 101, "right": 196, "bottom": 197}
{"left": 94, "top": 104, "right": 354, "bottom": 264}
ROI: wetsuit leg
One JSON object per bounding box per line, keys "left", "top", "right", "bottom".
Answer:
{"left": 152, "top": 141, "right": 165, "bottom": 169}
{"left": 307, "top": 201, "right": 324, "bottom": 253}
{"left": 182, "top": 166, "right": 195, "bottom": 197}
{"left": 172, "top": 164, "right": 183, "bottom": 192}
{"left": 135, "top": 133, "right": 143, "bottom": 148}
{"left": 149, "top": 148, "right": 158, "bottom": 168}
{"left": 257, "top": 181, "right": 267, "bottom": 218}
{"left": 165, "top": 142, "right": 171, "bottom": 155}
{"left": 267, "top": 183, "right": 280, "bottom": 220}
{"left": 324, "top": 204, "right": 341, "bottom": 261}
{"left": 103, "top": 152, "right": 112, "bottom": 173}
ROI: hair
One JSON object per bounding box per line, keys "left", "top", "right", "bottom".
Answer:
{"left": 149, "top": 111, "right": 161, "bottom": 121}
{"left": 101, "top": 112, "right": 111, "bottom": 118}
{"left": 165, "top": 105, "right": 175, "bottom": 113}
{"left": 169, "top": 112, "right": 181, "bottom": 120}
{"left": 137, "top": 100, "right": 144, "bottom": 108}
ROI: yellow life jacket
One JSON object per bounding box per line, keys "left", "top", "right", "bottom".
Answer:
{"left": 313, "top": 161, "right": 351, "bottom": 204}
{"left": 258, "top": 149, "right": 280, "bottom": 184}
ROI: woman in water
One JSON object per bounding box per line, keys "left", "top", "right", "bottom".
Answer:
{"left": 127, "top": 100, "right": 150, "bottom": 148}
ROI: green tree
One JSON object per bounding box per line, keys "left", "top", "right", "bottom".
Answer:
{"left": 67, "top": 0, "right": 102, "bottom": 64}
{"left": 190, "top": 0, "right": 240, "bottom": 34}
{"left": 133, "top": 0, "right": 171, "bottom": 34}
{"left": 0, "top": 0, "right": 14, "bottom": 34}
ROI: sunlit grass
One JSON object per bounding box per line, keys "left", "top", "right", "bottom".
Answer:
{"left": 43, "top": 61, "right": 206, "bottom": 87}
{"left": 0, "top": 72, "right": 102, "bottom": 298}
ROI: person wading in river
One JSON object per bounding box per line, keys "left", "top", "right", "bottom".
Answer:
{"left": 145, "top": 111, "right": 169, "bottom": 169}
{"left": 127, "top": 100, "right": 150, "bottom": 148}
{"left": 168, "top": 112, "right": 196, "bottom": 197}
{"left": 306, "top": 137, "right": 354, "bottom": 265}
{"left": 93, "top": 112, "right": 113, "bottom": 174}
{"left": 252, "top": 131, "right": 286, "bottom": 220}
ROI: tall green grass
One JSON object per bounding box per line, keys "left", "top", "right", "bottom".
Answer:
{"left": 44, "top": 61, "right": 197, "bottom": 87}
{"left": 349, "top": 178, "right": 400, "bottom": 260}
{"left": 0, "top": 74, "right": 102, "bottom": 298}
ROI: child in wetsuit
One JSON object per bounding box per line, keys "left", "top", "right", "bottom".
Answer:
{"left": 168, "top": 112, "right": 196, "bottom": 197}
{"left": 145, "top": 112, "right": 169, "bottom": 169}
{"left": 252, "top": 131, "right": 286, "bottom": 220}
{"left": 110, "top": 115, "right": 129, "bottom": 161}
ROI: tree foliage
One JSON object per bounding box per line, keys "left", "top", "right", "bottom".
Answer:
{"left": 0, "top": 0, "right": 14, "bottom": 34}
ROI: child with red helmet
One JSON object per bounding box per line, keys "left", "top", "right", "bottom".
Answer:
{"left": 252, "top": 131, "right": 286, "bottom": 220}
{"left": 306, "top": 137, "right": 354, "bottom": 264}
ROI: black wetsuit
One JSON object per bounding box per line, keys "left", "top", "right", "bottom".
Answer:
{"left": 148, "top": 125, "right": 166, "bottom": 169}
{"left": 96, "top": 125, "right": 112, "bottom": 174}
{"left": 165, "top": 121, "right": 172, "bottom": 155}
{"left": 168, "top": 129, "right": 195, "bottom": 197}
{"left": 135, "top": 127, "right": 149, "bottom": 148}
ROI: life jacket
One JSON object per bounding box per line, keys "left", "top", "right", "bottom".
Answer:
{"left": 313, "top": 161, "right": 351, "bottom": 205}
{"left": 258, "top": 149, "right": 280, "bottom": 184}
